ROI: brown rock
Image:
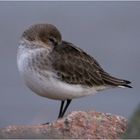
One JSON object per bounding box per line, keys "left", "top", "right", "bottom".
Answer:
{"left": 0, "top": 111, "right": 127, "bottom": 139}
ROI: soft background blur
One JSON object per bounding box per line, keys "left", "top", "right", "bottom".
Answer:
{"left": 0, "top": 1, "right": 139, "bottom": 127}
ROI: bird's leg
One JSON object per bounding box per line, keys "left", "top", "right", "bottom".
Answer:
{"left": 58, "top": 100, "right": 65, "bottom": 118}
{"left": 59, "top": 99, "right": 72, "bottom": 118}
{"left": 43, "top": 100, "right": 65, "bottom": 124}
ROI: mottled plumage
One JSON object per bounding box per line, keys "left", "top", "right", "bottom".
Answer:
{"left": 49, "top": 41, "right": 131, "bottom": 89}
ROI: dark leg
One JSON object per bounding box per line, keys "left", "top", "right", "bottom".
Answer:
{"left": 43, "top": 100, "right": 65, "bottom": 125}
{"left": 59, "top": 99, "right": 72, "bottom": 118}
{"left": 58, "top": 100, "right": 65, "bottom": 118}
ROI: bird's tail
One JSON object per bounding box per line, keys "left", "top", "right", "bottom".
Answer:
{"left": 101, "top": 72, "right": 132, "bottom": 88}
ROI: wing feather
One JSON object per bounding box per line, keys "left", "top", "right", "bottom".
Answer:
{"left": 50, "top": 41, "right": 131, "bottom": 88}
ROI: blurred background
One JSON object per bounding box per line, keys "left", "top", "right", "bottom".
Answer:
{"left": 0, "top": 1, "right": 139, "bottom": 127}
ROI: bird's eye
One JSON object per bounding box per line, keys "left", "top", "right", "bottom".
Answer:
{"left": 48, "top": 37, "right": 57, "bottom": 46}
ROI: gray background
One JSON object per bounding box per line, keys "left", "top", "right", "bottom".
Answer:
{"left": 0, "top": 1, "right": 139, "bottom": 127}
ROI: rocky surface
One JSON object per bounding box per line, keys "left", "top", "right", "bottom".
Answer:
{"left": 0, "top": 111, "right": 127, "bottom": 139}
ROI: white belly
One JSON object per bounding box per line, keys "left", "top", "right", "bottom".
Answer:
{"left": 23, "top": 70, "right": 97, "bottom": 100}
{"left": 17, "top": 47, "right": 97, "bottom": 100}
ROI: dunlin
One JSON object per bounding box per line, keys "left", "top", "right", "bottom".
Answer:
{"left": 17, "top": 24, "right": 132, "bottom": 119}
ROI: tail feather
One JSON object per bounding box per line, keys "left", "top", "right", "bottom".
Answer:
{"left": 122, "top": 84, "right": 132, "bottom": 88}
{"left": 101, "top": 72, "right": 132, "bottom": 88}
{"left": 122, "top": 80, "right": 132, "bottom": 88}
{"left": 123, "top": 80, "right": 131, "bottom": 85}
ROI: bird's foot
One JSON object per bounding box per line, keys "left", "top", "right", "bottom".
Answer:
{"left": 42, "top": 122, "right": 50, "bottom": 125}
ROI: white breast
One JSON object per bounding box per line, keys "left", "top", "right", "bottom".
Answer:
{"left": 17, "top": 45, "right": 97, "bottom": 100}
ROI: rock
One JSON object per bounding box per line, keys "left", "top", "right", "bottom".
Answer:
{"left": 0, "top": 111, "right": 127, "bottom": 139}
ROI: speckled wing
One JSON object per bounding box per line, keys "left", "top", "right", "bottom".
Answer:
{"left": 50, "top": 41, "right": 132, "bottom": 88}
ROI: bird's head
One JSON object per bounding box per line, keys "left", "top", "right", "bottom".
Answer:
{"left": 20, "top": 24, "right": 62, "bottom": 48}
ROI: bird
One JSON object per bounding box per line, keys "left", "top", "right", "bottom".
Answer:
{"left": 17, "top": 23, "right": 132, "bottom": 119}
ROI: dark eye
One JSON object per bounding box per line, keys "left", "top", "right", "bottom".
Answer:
{"left": 48, "top": 37, "right": 57, "bottom": 46}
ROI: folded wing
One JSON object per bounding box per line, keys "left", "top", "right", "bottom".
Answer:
{"left": 50, "top": 41, "right": 132, "bottom": 88}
